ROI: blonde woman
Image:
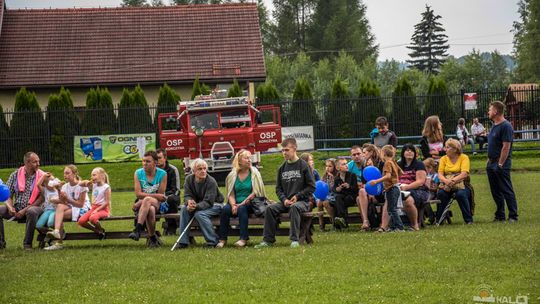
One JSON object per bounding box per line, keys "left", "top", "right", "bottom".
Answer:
{"left": 437, "top": 138, "right": 473, "bottom": 224}
{"left": 217, "top": 150, "right": 266, "bottom": 247}
{"left": 419, "top": 115, "right": 448, "bottom": 161}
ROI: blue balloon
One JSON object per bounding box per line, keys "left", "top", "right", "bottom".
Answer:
{"left": 363, "top": 166, "right": 382, "bottom": 182}
{"left": 0, "top": 184, "right": 10, "bottom": 202}
{"left": 314, "top": 180, "right": 329, "bottom": 200}
{"left": 365, "top": 182, "right": 383, "bottom": 196}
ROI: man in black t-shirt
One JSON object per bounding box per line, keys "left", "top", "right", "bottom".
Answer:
{"left": 255, "top": 138, "right": 315, "bottom": 249}
{"left": 156, "top": 148, "right": 181, "bottom": 235}
{"left": 487, "top": 101, "right": 518, "bottom": 222}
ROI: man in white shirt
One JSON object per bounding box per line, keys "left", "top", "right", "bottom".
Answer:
{"left": 471, "top": 118, "right": 488, "bottom": 150}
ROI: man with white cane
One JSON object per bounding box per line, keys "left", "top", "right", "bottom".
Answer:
{"left": 174, "top": 159, "right": 223, "bottom": 249}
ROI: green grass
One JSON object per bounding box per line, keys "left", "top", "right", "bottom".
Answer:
{"left": 1, "top": 172, "right": 539, "bottom": 303}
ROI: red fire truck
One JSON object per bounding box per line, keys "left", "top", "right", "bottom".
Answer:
{"left": 157, "top": 96, "right": 281, "bottom": 173}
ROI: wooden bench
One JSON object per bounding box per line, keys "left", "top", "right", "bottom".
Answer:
{"left": 34, "top": 211, "right": 322, "bottom": 245}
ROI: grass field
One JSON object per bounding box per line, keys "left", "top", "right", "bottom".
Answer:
{"left": 1, "top": 171, "right": 539, "bottom": 303}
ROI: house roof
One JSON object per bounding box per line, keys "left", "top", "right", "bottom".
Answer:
{"left": 0, "top": 3, "right": 266, "bottom": 89}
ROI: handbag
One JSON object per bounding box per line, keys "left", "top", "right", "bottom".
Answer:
{"left": 439, "top": 173, "right": 465, "bottom": 191}
{"left": 251, "top": 197, "right": 270, "bottom": 217}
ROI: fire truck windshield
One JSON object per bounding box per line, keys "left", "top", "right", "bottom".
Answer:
{"left": 190, "top": 112, "right": 219, "bottom": 130}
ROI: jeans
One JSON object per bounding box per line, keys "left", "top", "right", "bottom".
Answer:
{"left": 333, "top": 193, "right": 356, "bottom": 224}
{"left": 460, "top": 138, "right": 475, "bottom": 154}
{"left": 218, "top": 203, "right": 254, "bottom": 241}
{"left": 385, "top": 186, "right": 403, "bottom": 230}
{"left": 437, "top": 188, "right": 473, "bottom": 223}
{"left": 475, "top": 136, "right": 487, "bottom": 150}
{"left": 178, "top": 204, "right": 222, "bottom": 246}
{"left": 36, "top": 209, "right": 56, "bottom": 229}
{"left": 487, "top": 162, "right": 518, "bottom": 220}
{"left": 262, "top": 200, "right": 310, "bottom": 243}
{"left": 0, "top": 205, "right": 43, "bottom": 247}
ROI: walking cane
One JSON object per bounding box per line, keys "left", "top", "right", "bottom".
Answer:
{"left": 171, "top": 217, "right": 195, "bottom": 251}
{"left": 436, "top": 199, "right": 454, "bottom": 226}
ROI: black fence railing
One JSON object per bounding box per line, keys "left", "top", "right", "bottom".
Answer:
{"left": 1, "top": 88, "right": 539, "bottom": 168}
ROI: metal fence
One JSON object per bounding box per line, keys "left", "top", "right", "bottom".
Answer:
{"left": 1, "top": 87, "right": 539, "bottom": 167}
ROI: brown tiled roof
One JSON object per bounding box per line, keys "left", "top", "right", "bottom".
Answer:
{"left": 0, "top": 4, "right": 266, "bottom": 89}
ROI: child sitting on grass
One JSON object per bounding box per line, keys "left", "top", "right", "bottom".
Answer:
{"left": 78, "top": 167, "right": 111, "bottom": 240}
{"left": 369, "top": 145, "right": 404, "bottom": 232}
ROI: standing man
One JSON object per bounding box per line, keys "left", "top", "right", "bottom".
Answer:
{"left": 487, "top": 101, "right": 518, "bottom": 222}
{"left": 156, "top": 148, "right": 181, "bottom": 235}
{"left": 0, "top": 152, "right": 45, "bottom": 250}
{"left": 255, "top": 138, "right": 315, "bottom": 249}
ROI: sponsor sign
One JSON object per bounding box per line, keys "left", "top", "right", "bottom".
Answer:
{"left": 74, "top": 133, "right": 156, "bottom": 163}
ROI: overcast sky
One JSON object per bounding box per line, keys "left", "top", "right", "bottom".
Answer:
{"left": 5, "top": 0, "right": 519, "bottom": 61}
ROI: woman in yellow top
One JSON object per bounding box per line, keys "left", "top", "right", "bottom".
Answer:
{"left": 436, "top": 138, "right": 473, "bottom": 224}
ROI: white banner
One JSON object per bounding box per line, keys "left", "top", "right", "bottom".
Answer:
{"left": 282, "top": 126, "right": 315, "bottom": 151}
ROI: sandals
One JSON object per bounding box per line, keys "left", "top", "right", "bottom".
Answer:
{"left": 361, "top": 221, "right": 370, "bottom": 231}
{"left": 376, "top": 227, "right": 389, "bottom": 233}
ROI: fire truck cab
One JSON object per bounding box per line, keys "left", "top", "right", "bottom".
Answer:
{"left": 157, "top": 97, "right": 281, "bottom": 173}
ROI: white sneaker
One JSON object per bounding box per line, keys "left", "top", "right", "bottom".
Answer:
{"left": 215, "top": 241, "right": 226, "bottom": 248}
{"left": 46, "top": 230, "right": 61, "bottom": 240}
{"left": 234, "top": 239, "right": 247, "bottom": 247}
{"left": 44, "top": 242, "right": 63, "bottom": 251}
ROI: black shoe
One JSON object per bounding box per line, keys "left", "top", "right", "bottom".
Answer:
{"left": 0, "top": 241, "right": 6, "bottom": 249}
{"left": 128, "top": 230, "right": 140, "bottom": 241}
{"left": 174, "top": 243, "right": 188, "bottom": 250}
{"left": 147, "top": 238, "right": 160, "bottom": 248}
{"left": 156, "top": 236, "right": 164, "bottom": 246}
{"left": 98, "top": 230, "right": 106, "bottom": 241}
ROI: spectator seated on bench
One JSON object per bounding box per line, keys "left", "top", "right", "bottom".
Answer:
{"left": 436, "top": 139, "right": 474, "bottom": 225}
{"left": 456, "top": 118, "right": 476, "bottom": 155}
{"left": 357, "top": 144, "right": 386, "bottom": 231}
{"left": 332, "top": 158, "right": 359, "bottom": 230}
{"left": 156, "top": 148, "right": 181, "bottom": 236}
{"left": 217, "top": 149, "right": 267, "bottom": 248}
{"left": 471, "top": 118, "right": 488, "bottom": 150}
{"left": 255, "top": 138, "right": 316, "bottom": 249}
{"left": 177, "top": 158, "right": 224, "bottom": 249}
{"left": 397, "top": 143, "right": 430, "bottom": 231}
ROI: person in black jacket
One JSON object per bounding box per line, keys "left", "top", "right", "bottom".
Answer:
{"left": 333, "top": 158, "right": 359, "bottom": 229}
{"left": 255, "top": 138, "right": 315, "bottom": 249}
{"left": 156, "top": 148, "right": 181, "bottom": 235}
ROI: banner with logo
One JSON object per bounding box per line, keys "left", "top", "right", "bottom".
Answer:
{"left": 74, "top": 133, "right": 156, "bottom": 163}
{"left": 464, "top": 93, "right": 478, "bottom": 110}
{"left": 282, "top": 126, "right": 315, "bottom": 151}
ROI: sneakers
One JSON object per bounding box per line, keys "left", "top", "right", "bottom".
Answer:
{"left": 44, "top": 242, "right": 63, "bottom": 251}
{"left": 46, "top": 229, "right": 61, "bottom": 240}
{"left": 254, "top": 241, "right": 272, "bottom": 249}
{"left": 98, "top": 229, "right": 106, "bottom": 241}
{"left": 234, "top": 239, "right": 247, "bottom": 247}
{"left": 215, "top": 241, "right": 226, "bottom": 248}
{"left": 334, "top": 217, "right": 346, "bottom": 229}
{"left": 128, "top": 230, "right": 140, "bottom": 241}
{"left": 290, "top": 241, "right": 300, "bottom": 248}
{"left": 508, "top": 218, "right": 518, "bottom": 223}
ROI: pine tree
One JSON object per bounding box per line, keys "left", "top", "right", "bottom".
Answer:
{"left": 307, "top": 0, "right": 377, "bottom": 62}
{"left": 325, "top": 76, "right": 353, "bottom": 144}
{"left": 131, "top": 85, "right": 154, "bottom": 132}
{"left": 513, "top": 0, "right": 540, "bottom": 82}
{"left": 425, "top": 77, "right": 455, "bottom": 133}
{"left": 117, "top": 88, "right": 134, "bottom": 133}
{"left": 156, "top": 83, "right": 181, "bottom": 133}
{"left": 392, "top": 78, "right": 420, "bottom": 136}
{"left": 227, "top": 79, "right": 243, "bottom": 97}
{"left": 270, "top": 0, "right": 316, "bottom": 55}
{"left": 122, "top": 0, "right": 147, "bottom": 6}
{"left": 407, "top": 5, "right": 449, "bottom": 74}
{"left": 0, "top": 104, "right": 12, "bottom": 166}
{"left": 191, "top": 77, "right": 203, "bottom": 100}
{"left": 353, "top": 79, "right": 385, "bottom": 138}
{"left": 47, "top": 87, "right": 80, "bottom": 163}
{"left": 81, "top": 87, "right": 117, "bottom": 135}
{"left": 288, "top": 78, "right": 317, "bottom": 127}
{"left": 256, "top": 82, "right": 280, "bottom": 105}
{"left": 11, "top": 88, "right": 48, "bottom": 162}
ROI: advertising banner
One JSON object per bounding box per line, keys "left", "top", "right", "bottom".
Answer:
{"left": 282, "top": 126, "right": 315, "bottom": 151}
{"left": 464, "top": 93, "right": 478, "bottom": 110}
{"left": 74, "top": 133, "right": 156, "bottom": 163}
